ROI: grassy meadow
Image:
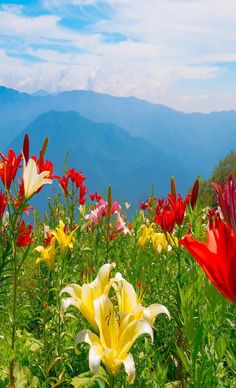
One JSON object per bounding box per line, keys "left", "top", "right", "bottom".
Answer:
{"left": 0, "top": 136, "right": 235, "bottom": 387}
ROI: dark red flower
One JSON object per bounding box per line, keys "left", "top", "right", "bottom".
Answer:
{"left": 16, "top": 221, "right": 33, "bottom": 247}
{"left": 140, "top": 201, "right": 147, "bottom": 211}
{"left": 190, "top": 178, "right": 200, "bottom": 210}
{"left": 212, "top": 173, "right": 236, "bottom": 231}
{"left": 180, "top": 219, "right": 236, "bottom": 303}
{"left": 0, "top": 150, "right": 22, "bottom": 189}
{"left": 0, "top": 190, "right": 7, "bottom": 218}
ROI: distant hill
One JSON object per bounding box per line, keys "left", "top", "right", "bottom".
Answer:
{"left": 9, "top": 111, "right": 191, "bottom": 204}
{"left": 1, "top": 85, "right": 236, "bottom": 195}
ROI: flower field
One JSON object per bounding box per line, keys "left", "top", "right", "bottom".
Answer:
{"left": 0, "top": 135, "right": 235, "bottom": 387}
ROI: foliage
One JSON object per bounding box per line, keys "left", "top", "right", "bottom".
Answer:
{"left": 0, "top": 137, "right": 235, "bottom": 387}
{"left": 199, "top": 151, "right": 236, "bottom": 207}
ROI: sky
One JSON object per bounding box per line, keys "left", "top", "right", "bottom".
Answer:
{"left": 0, "top": 0, "right": 236, "bottom": 112}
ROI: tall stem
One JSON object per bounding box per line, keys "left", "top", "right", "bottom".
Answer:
{"left": 9, "top": 246, "right": 17, "bottom": 388}
{"left": 109, "top": 375, "right": 115, "bottom": 388}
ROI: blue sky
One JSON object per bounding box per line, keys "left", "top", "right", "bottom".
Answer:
{"left": 0, "top": 0, "right": 236, "bottom": 112}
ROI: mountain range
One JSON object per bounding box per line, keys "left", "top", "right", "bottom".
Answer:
{"left": 1, "top": 85, "right": 236, "bottom": 204}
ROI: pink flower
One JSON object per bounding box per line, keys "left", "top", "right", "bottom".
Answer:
{"left": 112, "top": 211, "right": 131, "bottom": 236}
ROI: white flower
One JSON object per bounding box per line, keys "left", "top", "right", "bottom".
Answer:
{"left": 23, "top": 158, "right": 52, "bottom": 200}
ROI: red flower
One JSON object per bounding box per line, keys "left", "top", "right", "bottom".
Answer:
{"left": 32, "top": 156, "right": 54, "bottom": 179}
{"left": 0, "top": 190, "right": 7, "bottom": 218}
{"left": 140, "top": 201, "right": 147, "bottom": 211}
{"left": 168, "top": 193, "right": 190, "bottom": 226}
{"left": 89, "top": 192, "right": 102, "bottom": 202}
{"left": 154, "top": 193, "right": 190, "bottom": 232}
{"left": 180, "top": 220, "right": 236, "bottom": 303}
{"left": 0, "top": 150, "right": 22, "bottom": 189}
{"left": 79, "top": 185, "right": 87, "bottom": 204}
{"left": 212, "top": 173, "right": 236, "bottom": 231}
{"left": 68, "top": 168, "right": 86, "bottom": 188}
{"left": 154, "top": 204, "right": 175, "bottom": 233}
{"left": 56, "top": 175, "right": 69, "bottom": 196}
{"left": 16, "top": 221, "right": 33, "bottom": 247}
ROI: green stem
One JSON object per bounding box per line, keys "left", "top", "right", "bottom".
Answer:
{"left": 9, "top": 247, "right": 17, "bottom": 388}
{"left": 109, "top": 374, "right": 115, "bottom": 388}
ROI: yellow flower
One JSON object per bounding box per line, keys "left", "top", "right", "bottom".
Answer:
{"left": 125, "top": 202, "right": 131, "bottom": 210}
{"left": 77, "top": 294, "right": 153, "bottom": 384}
{"left": 60, "top": 263, "right": 115, "bottom": 329}
{"left": 52, "top": 220, "right": 77, "bottom": 254}
{"left": 35, "top": 237, "right": 57, "bottom": 270}
{"left": 151, "top": 232, "right": 169, "bottom": 253}
{"left": 23, "top": 158, "right": 52, "bottom": 200}
{"left": 137, "top": 224, "right": 153, "bottom": 248}
{"left": 113, "top": 273, "right": 170, "bottom": 326}
{"left": 151, "top": 232, "right": 178, "bottom": 253}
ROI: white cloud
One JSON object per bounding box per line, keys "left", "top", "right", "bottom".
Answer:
{"left": 0, "top": 0, "right": 236, "bottom": 112}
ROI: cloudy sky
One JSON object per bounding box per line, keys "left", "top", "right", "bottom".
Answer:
{"left": 0, "top": 0, "right": 236, "bottom": 112}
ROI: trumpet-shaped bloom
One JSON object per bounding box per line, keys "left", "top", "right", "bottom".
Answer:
{"left": 35, "top": 237, "right": 57, "bottom": 270}
{"left": 16, "top": 221, "right": 33, "bottom": 247}
{"left": 60, "top": 263, "right": 115, "bottom": 329}
{"left": 180, "top": 220, "right": 236, "bottom": 303}
{"left": 137, "top": 224, "right": 153, "bottom": 248}
{"left": 51, "top": 220, "right": 77, "bottom": 254}
{"left": 111, "top": 212, "right": 131, "bottom": 237}
{"left": 0, "top": 149, "right": 22, "bottom": 189}
{"left": 0, "top": 190, "right": 7, "bottom": 218}
{"left": 151, "top": 232, "right": 168, "bottom": 253}
{"left": 212, "top": 173, "right": 236, "bottom": 231}
{"left": 77, "top": 295, "right": 153, "bottom": 383}
{"left": 113, "top": 273, "right": 170, "bottom": 325}
{"left": 85, "top": 199, "right": 121, "bottom": 225}
{"left": 23, "top": 157, "right": 52, "bottom": 200}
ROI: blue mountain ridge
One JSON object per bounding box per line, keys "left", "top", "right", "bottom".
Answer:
{"left": 1, "top": 85, "right": 236, "bottom": 203}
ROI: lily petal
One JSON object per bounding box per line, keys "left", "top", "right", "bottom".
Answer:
{"left": 144, "top": 303, "right": 170, "bottom": 325}
{"left": 123, "top": 353, "right": 136, "bottom": 384}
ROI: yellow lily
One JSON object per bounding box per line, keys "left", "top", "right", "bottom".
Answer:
{"left": 60, "top": 263, "right": 115, "bottom": 329}
{"left": 52, "top": 220, "right": 77, "bottom": 254}
{"left": 151, "top": 232, "right": 169, "bottom": 253}
{"left": 77, "top": 294, "right": 153, "bottom": 384}
{"left": 23, "top": 157, "right": 52, "bottom": 200}
{"left": 137, "top": 224, "right": 153, "bottom": 248}
{"left": 113, "top": 273, "right": 170, "bottom": 325}
{"left": 35, "top": 237, "right": 57, "bottom": 270}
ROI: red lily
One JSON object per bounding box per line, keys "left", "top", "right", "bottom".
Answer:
{"left": 68, "top": 168, "right": 86, "bottom": 188}
{"left": 154, "top": 203, "right": 175, "bottom": 233}
{"left": 180, "top": 219, "right": 236, "bottom": 303}
{"left": 16, "top": 221, "right": 33, "bottom": 247}
{"left": 212, "top": 173, "right": 236, "bottom": 231}
{"left": 79, "top": 185, "right": 87, "bottom": 205}
{"left": 168, "top": 193, "right": 190, "bottom": 226}
{"left": 89, "top": 192, "right": 102, "bottom": 202}
{"left": 0, "top": 190, "right": 7, "bottom": 218}
{"left": 0, "top": 150, "right": 22, "bottom": 189}
{"left": 140, "top": 201, "right": 147, "bottom": 211}
{"left": 56, "top": 175, "right": 69, "bottom": 196}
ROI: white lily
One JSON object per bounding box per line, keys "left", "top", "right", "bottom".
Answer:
{"left": 77, "top": 294, "right": 153, "bottom": 384}
{"left": 113, "top": 273, "right": 170, "bottom": 325}
{"left": 23, "top": 157, "right": 52, "bottom": 200}
{"left": 60, "top": 263, "right": 115, "bottom": 329}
